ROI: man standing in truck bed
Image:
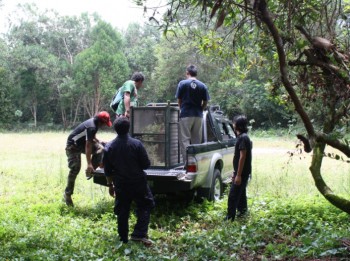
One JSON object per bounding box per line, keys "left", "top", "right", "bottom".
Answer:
{"left": 114, "top": 72, "right": 145, "bottom": 119}
{"left": 175, "top": 64, "right": 210, "bottom": 163}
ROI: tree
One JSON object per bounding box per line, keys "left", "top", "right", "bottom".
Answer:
{"left": 74, "top": 21, "right": 129, "bottom": 117}
{"left": 11, "top": 44, "right": 59, "bottom": 127}
{"left": 44, "top": 13, "right": 98, "bottom": 127}
{"left": 144, "top": 0, "right": 350, "bottom": 213}
{"left": 0, "top": 68, "right": 15, "bottom": 127}
{"left": 123, "top": 23, "right": 160, "bottom": 105}
{"left": 4, "top": 3, "right": 101, "bottom": 127}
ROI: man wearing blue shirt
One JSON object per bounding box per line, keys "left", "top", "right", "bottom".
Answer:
{"left": 175, "top": 64, "right": 210, "bottom": 162}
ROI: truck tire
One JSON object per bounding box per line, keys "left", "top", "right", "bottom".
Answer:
{"left": 209, "top": 168, "right": 223, "bottom": 201}
{"left": 194, "top": 168, "right": 223, "bottom": 202}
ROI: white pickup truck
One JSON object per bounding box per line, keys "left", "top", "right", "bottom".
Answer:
{"left": 93, "top": 103, "right": 236, "bottom": 201}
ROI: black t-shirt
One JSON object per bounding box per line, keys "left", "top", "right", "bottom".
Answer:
{"left": 103, "top": 134, "right": 151, "bottom": 184}
{"left": 233, "top": 133, "right": 252, "bottom": 178}
{"left": 66, "top": 118, "right": 98, "bottom": 151}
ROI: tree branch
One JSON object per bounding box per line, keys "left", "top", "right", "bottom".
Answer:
{"left": 316, "top": 134, "right": 350, "bottom": 158}
{"left": 257, "top": 0, "right": 316, "bottom": 138}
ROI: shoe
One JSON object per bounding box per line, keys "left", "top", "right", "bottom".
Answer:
{"left": 131, "top": 235, "right": 153, "bottom": 247}
{"left": 63, "top": 193, "right": 74, "bottom": 207}
{"left": 120, "top": 238, "right": 128, "bottom": 244}
{"left": 237, "top": 211, "right": 248, "bottom": 218}
{"left": 224, "top": 215, "right": 234, "bottom": 222}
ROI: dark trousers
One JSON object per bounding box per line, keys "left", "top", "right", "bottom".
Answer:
{"left": 114, "top": 181, "right": 155, "bottom": 242}
{"left": 227, "top": 175, "right": 249, "bottom": 220}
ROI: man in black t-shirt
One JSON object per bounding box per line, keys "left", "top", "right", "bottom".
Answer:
{"left": 64, "top": 111, "right": 112, "bottom": 206}
{"left": 226, "top": 115, "right": 252, "bottom": 221}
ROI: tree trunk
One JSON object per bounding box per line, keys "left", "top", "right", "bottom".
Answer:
{"left": 72, "top": 97, "right": 82, "bottom": 126}
{"left": 310, "top": 142, "right": 350, "bottom": 214}
{"left": 93, "top": 71, "right": 101, "bottom": 115}
{"left": 30, "top": 100, "right": 37, "bottom": 128}
{"left": 257, "top": 0, "right": 350, "bottom": 213}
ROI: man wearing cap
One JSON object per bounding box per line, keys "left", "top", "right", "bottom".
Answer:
{"left": 63, "top": 111, "right": 112, "bottom": 206}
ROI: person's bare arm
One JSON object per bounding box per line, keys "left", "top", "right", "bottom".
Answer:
{"left": 202, "top": 100, "right": 208, "bottom": 111}
{"left": 234, "top": 150, "right": 246, "bottom": 185}
{"left": 177, "top": 98, "right": 182, "bottom": 108}
{"left": 124, "top": 92, "right": 131, "bottom": 118}
{"left": 85, "top": 140, "right": 94, "bottom": 175}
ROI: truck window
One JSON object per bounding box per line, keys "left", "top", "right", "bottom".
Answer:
{"left": 206, "top": 116, "right": 217, "bottom": 142}
{"left": 219, "top": 121, "right": 236, "bottom": 140}
{"left": 217, "top": 119, "right": 225, "bottom": 135}
{"left": 225, "top": 122, "right": 236, "bottom": 138}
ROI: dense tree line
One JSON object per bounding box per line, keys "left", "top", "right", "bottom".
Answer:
{"left": 0, "top": 2, "right": 291, "bottom": 130}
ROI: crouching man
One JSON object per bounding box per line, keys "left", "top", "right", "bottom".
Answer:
{"left": 63, "top": 111, "right": 112, "bottom": 207}
{"left": 103, "top": 116, "right": 155, "bottom": 246}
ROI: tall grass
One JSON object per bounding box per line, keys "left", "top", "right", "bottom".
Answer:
{"left": 0, "top": 132, "right": 349, "bottom": 260}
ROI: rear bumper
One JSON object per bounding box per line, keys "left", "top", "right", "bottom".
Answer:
{"left": 93, "top": 169, "right": 195, "bottom": 194}
{"left": 147, "top": 178, "right": 194, "bottom": 193}
{"left": 145, "top": 169, "right": 194, "bottom": 193}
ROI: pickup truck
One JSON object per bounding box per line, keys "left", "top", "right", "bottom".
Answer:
{"left": 93, "top": 103, "right": 236, "bottom": 201}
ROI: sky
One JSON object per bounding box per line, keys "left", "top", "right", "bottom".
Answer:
{"left": 0, "top": 0, "right": 163, "bottom": 33}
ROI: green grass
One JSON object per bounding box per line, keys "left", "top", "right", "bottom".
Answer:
{"left": 0, "top": 132, "right": 349, "bottom": 260}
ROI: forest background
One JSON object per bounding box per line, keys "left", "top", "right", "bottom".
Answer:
{"left": 0, "top": 1, "right": 292, "bottom": 131}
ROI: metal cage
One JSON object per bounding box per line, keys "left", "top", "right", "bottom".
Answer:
{"left": 131, "top": 105, "right": 180, "bottom": 168}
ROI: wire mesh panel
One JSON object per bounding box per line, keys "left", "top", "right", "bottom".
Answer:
{"left": 132, "top": 106, "right": 180, "bottom": 167}
{"left": 169, "top": 115, "right": 179, "bottom": 165}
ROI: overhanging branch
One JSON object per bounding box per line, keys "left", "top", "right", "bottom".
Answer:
{"left": 316, "top": 134, "right": 350, "bottom": 157}
{"left": 257, "top": 0, "right": 315, "bottom": 138}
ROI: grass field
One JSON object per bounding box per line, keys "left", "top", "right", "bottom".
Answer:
{"left": 0, "top": 131, "right": 349, "bottom": 260}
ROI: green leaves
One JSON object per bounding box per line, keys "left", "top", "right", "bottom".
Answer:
{"left": 1, "top": 132, "right": 350, "bottom": 259}
{"left": 73, "top": 21, "right": 129, "bottom": 116}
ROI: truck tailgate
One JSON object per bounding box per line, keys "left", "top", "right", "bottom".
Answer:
{"left": 145, "top": 169, "right": 186, "bottom": 180}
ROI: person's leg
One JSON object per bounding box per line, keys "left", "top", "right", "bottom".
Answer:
{"left": 114, "top": 192, "right": 132, "bottom": 243}
{"left": 237, "top": 186, "right": 247, "bottom": 215}
{"left": 179, "top": 118, "right": 192, "bottom": 163}
{"left": 131, "top": 184, "right": 155, "bottom": 238}
{"left": 226, "top": 183, "right": 244, "bottom": 221}
{"left": 64, "top": 147, "right": 81, "bottom": 196}
{"left": 190, "top": 117, "right": 203, "bottom": 144}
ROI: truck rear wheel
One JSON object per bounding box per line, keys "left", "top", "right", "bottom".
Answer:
{"left": 210, "top": 169, "right": 223, "bottom": 201}
{"left": 194, "top": 169, "right": 223, "bottom": 202}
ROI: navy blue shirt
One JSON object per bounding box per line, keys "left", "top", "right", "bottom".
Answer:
{"left": 233, "top": 133, "right": 252, "bottom": 178}
{"left": 175, "top": 79, "right": 210, "bottom": 118}
{"left": 103, "top": 134, "right": 150, "bottom": 184}
{"left": 67, "top": 118, "right": 98, "bottom": 150}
